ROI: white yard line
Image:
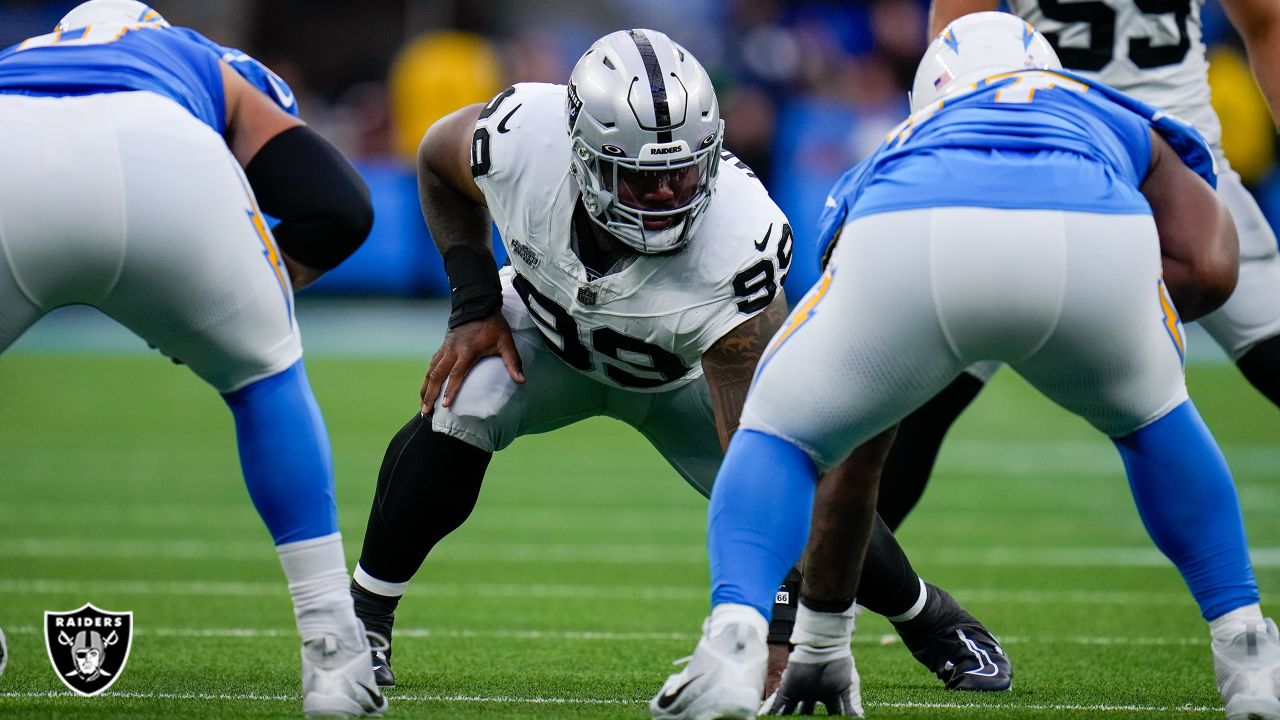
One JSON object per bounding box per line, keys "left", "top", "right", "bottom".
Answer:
{"left": 4, "top": 538, "right": 1280, "bottom": 568}
{"left": 0, "top": 577, "right": 1233, "bottom": 606}
{"left": 0, "top": 689, "right": 1222, "bottom": 713}
{"left": 1, "top": 624, "right": 1208, "bottom": 647}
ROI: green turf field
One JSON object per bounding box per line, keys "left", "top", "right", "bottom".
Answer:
{"left": 0, "top": 353, "right": 1276, "bottom": 719}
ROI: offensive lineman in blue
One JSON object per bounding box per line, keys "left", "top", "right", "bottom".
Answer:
{"left": 652, "top": 13, "right": 1279, "bottom": 720}
{"left": 0, "top": 2, "right": 383, "bottom": 716}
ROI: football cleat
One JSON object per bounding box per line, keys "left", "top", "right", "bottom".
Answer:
{"left": 652, "top": 608, "right": 768, "bottom": 720}
{"left": 301, "top": 630, "right": 388, "bottom": 717}
{"left": 1213, "top": 618, "right": 1280, "bottom": 720}
{"left": 895, "top": 583, "right": 1012, "bottom": 691}
{"left": 369, "top": 645, "right": 395, "bottom": 688}
{"left": 350, "top": 582, "right": 398, "bottom": 687}
{"left": 760, "top": 655, "right": 864, "bottom": 717}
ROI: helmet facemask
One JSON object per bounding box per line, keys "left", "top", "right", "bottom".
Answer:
{"left": 571, "top": 129, "right": 721, "bottom": 254}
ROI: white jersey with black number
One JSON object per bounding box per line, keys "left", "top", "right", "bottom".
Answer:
{"left": 1007, "top": 0, "right": 1221, "bottom": 154}
{"left": 470, "top": 82, "right": 792, "bottom": 392}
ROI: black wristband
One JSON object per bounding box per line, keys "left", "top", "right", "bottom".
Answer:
{"left": 444, "top": 246, "right": 502, "bottom": 328}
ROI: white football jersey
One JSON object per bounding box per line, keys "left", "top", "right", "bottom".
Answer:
{"left": 470, "top": 83, "right": 792, "bottom": 392}
{"left": 1007, "top": 0, "right": 1222, "bottom": 155}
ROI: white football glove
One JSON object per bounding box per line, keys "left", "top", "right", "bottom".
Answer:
{"left": 760, "top": 604, "right": 864, "bottom": 717}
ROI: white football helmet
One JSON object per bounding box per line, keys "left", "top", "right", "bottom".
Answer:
{"left": 567, "top": 29, "right": 724, "bottom": 254}
{"left": 910, "top": 11, "right": 1060, "bottom": 112}
{"left": 57, "top": 0, "right": 168, "bottom": 31}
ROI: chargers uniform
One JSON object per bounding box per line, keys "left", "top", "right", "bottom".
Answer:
{"left": 0, "top": 20, "right": 301, "bottom": 392}
{"left": 1005, "top": 0, "right": 1280, "bottom": 359}
{"left": 747, "top": 70, "right": 1212, "bottom": 465}
{"left": 686, "top": 20, "right": 1270, "bottom": 717}
{"left": 0, "top": 10, "right": 391, "bottom": 713}
{"left": 431, "top": 82, "right": 791, "bottom": 491}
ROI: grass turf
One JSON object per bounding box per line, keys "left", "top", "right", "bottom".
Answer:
{"left": 0, "top": 353, "right": 1275, "bottom": 718}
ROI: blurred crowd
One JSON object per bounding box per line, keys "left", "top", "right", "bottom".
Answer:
{"left": 2, "top": 0, "right": 1277, "bottom": 295}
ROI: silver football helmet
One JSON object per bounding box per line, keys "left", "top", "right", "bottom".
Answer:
{"left": 567, "top": 29, "right": 724, "bottom": 254}
{"left": 910, "top": 11, "right": 1060, "bottom": 112}
{"left": 57, "top": 0, "right": 168, "bottom": 31}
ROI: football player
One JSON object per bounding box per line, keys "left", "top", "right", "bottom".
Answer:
{"left": 348, "top": 28, "right": 1009, "bottom": 703}
{"left": 656, "top": 12, "right": 1279, "bottom": 720}
{"left": 874, "top": 0, "right": 1280, "bottom": 537}
{"left": 0, "top": 2, "right": 383, "bottom": 716}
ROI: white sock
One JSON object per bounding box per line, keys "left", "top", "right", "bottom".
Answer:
{"left": 353, "top": 563, "right": 409, "bottom": 599}
{"left": 888, "top": 578, "right": 928, "bottom": 623}
{"left": 708, "top": 603, "right": 769, "bottom": 639}
{"left": 789, "top": 603, "right": 857, "bottom": 664}
{"left": 277, "top": 533, "right": 361, "bottom": 643}
{"left": 1210, "top": 603, "right": 1265, "bottom": 645}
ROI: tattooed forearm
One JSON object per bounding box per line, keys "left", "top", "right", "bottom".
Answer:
{"left": 701, "top": 293, "right": 790, "bottom": 450}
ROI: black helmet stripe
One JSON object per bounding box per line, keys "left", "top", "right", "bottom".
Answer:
{"left": 627, "top": 29, "right": 673, "bottom": 143}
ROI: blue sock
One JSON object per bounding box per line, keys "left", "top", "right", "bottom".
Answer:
{"left": 223, "top": 360, "right": 339, "bottom": 545}
{"left": 1114, "top": 399, "right": 1258, "bottom": 620}
{"left": 709, "top": 429, "right": 818, "bottom": 620}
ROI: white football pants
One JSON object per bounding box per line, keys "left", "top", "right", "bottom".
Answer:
{"left": 742, "top": 207, "right": 1190, "bottom": 471}
{"left": 0, "top": 91, "right": 300, "bottom": 392}
{"left": 430, "top": 271, "right": 725, "bottom": 497}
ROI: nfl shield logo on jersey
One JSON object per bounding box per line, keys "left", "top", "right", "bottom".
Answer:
{"left": 44, "top": 603, "right": 133, "bottom": 696}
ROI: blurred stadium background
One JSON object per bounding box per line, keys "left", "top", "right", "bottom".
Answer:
{"left": 3, "top": 0, "right": 1276, "bottom": 302}
{"left": 1, "top": 2, "right": 1278, "bottom": 718}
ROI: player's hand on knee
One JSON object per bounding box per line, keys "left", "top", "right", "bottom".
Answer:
{"left": 420, "top": 313, "right": 524, "bottom": 413}
{"left": 760, "top": 650, "right": 864, "bottom": 717}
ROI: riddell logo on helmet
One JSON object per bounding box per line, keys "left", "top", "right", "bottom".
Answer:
{"left": 44, "top": 603, "right": 134, "bottom": 696}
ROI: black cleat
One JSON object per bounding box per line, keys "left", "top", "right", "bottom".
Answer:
{"left": 351, "top": 581, "right": 399, "bottom": 687}
{"left": 894, "top": 583, "right": 1012, "bottom": 691}
{"left": 369, "top": 644, "right": 395, "bottom": 688}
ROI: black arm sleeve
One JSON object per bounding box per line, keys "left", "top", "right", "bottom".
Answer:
{"left": 244, "top": 125, "right": 374, "bottom": 272}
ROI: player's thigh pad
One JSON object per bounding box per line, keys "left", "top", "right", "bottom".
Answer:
{"left": 92, "top": 92, "right": 302, "bottom": 393}
{"left": 430, "top": 278, "right": 607, "bottom": 452}
{"left": 1012, "top": 211, "right": 1188, "bottom": 436}
{"left": 740, "top": 209, "right": 967, "bottom": 470}
{"left": 607, "top": 376, "right": 724, "bottom": 498}
{"left": 1196, "top": 170, "right": 1280, "bottom": 359}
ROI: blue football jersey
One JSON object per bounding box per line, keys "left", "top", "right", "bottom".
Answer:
{"left": 171, "top": 28, "right": 299, "bottom": 118}
{"left": 814, "top": 70, "right": 1216, "bottom": 265}
{"left": 0, "top": 22, "right": 298, "bottom": 135}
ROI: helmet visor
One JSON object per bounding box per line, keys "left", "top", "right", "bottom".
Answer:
{"left": 603, "top": 156, "right": 712, "bottom": 230}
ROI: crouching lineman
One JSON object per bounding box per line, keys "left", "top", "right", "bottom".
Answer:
{"left": 0, "top": 2, "right": 384, "bottom": 716}
{"left": 347, "top": 28, "right": 1009, "bottom": 703}
{"left": 657, "top": 13, "right": 1280, "bottom": 720}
